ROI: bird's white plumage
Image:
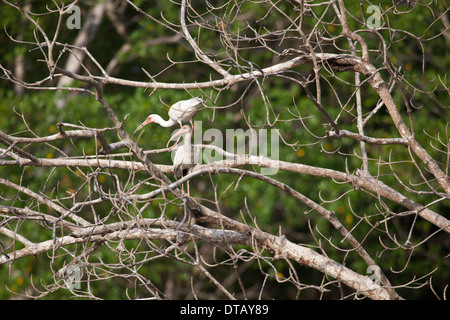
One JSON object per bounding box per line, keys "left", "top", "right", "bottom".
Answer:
{"left": 170, "top": 125, "right": 201, "bottom": 178}
{"left": 167, "top": 97, "right": 203, "bottom": 127}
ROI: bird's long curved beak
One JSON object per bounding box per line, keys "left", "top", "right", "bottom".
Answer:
{"left": 132, "top": 119, "right": 151, "bottom": 138}
{"left": 166, "top": 127, "right": 187, "bottom": 148}
{"left": 136, "top": 119, "right": 151, "bottom": 132}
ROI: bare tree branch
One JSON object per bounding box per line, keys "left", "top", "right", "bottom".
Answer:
{"left": 1, "top": 0, "right": 448, "bottom": 300}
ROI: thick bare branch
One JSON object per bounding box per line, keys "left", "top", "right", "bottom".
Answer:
{"left": 1, "top": 0, "right": 447, "bottom": 300}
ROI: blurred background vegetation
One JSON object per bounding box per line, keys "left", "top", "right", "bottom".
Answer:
{"left": 0, "top": 0, "right": 448, "bottom": 299}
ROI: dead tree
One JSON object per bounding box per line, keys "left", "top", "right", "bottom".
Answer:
{"left": 0, "top": 0, "right": 448, "bottom": 300}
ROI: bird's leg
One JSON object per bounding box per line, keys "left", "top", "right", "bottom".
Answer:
{"left": 186, "top": 180, "right": 190, "bottom": 197}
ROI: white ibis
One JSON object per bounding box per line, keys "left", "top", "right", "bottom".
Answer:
{"left": 133, "top": 97, "right": 203, "bottom": 137}
{"left": 167, "top": 125, "right": 200, "bottom": 178}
